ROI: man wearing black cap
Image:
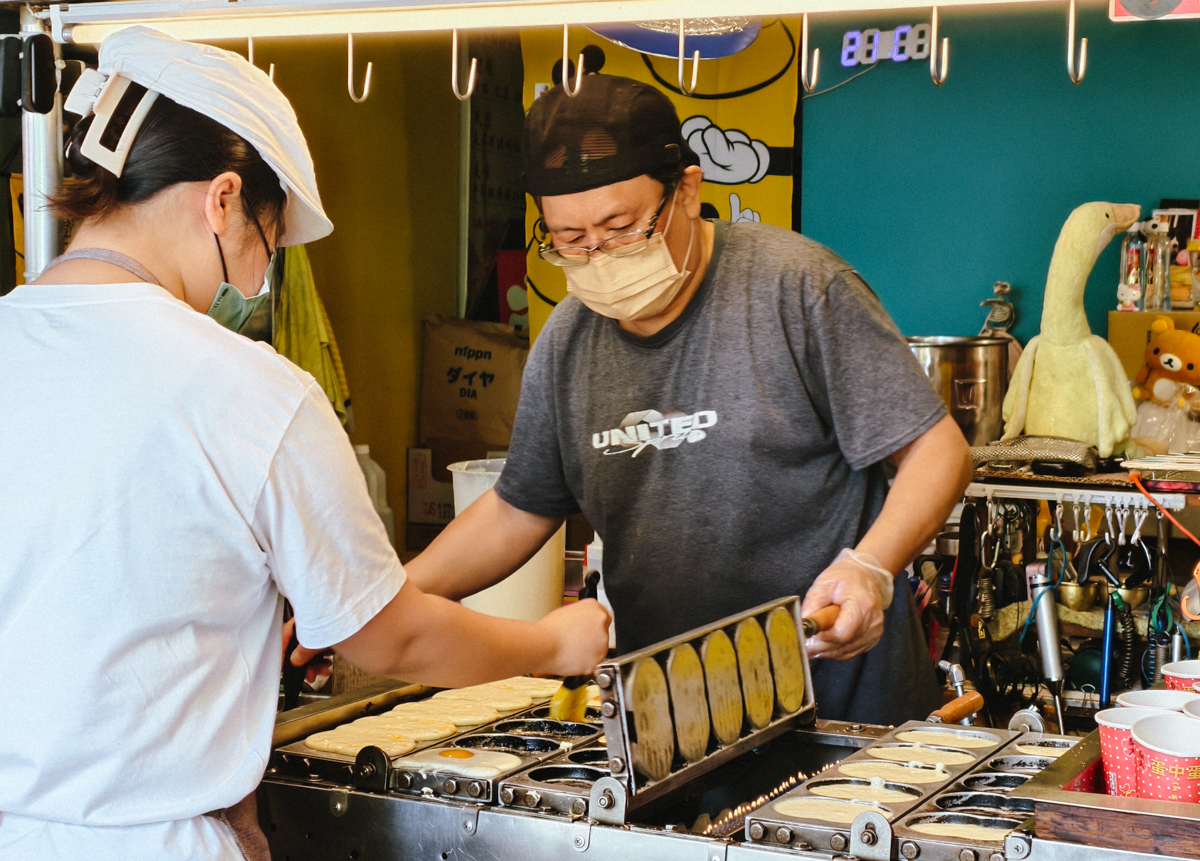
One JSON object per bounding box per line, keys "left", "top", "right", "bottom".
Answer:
{"left": 408, "top": 76, "right": 973, "bottom": 724}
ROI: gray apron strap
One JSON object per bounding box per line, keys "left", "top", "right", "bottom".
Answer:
{"left": 44, "top": 248, "right": 163, "bottom": 287}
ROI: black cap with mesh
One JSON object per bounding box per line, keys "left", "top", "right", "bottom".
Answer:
{"left": 522, "top": 75, "right": 699, "bottom": 198}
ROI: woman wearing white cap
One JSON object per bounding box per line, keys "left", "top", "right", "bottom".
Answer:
{"left": 0, "top": 27, "right": 609, "bottom": 860}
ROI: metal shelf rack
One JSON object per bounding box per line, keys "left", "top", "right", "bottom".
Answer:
{"left": 965, "top": 481, "right": 1187, "bottom": 512}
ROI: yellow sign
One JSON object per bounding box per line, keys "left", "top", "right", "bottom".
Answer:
{"left": 521, "top": 21, "right": 800, "bottom": 340}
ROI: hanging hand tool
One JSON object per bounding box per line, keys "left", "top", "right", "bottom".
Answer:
{"left": 1100, "top": 591, "right": 1116, "bottom": 707}
{"left": 549, "top": 571, "right": 602, "bottom": 721}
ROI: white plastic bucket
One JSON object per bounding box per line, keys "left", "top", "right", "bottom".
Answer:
{"left": 447, "top": 459, "right": 565, "bottom": 622}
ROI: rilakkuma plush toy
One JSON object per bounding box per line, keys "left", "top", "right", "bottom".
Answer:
{"left": 1132, "top": 316, "right": 1200, "bottom": 407}
{"left": 1003, "top": 201, "right": 1141, "bottom": 457}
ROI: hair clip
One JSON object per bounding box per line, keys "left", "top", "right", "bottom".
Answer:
{"left": 63, "top": 67, "right": 108, "bottom": 118}
{"left": 78, "top": 73, "right": 159, "bottom": 177}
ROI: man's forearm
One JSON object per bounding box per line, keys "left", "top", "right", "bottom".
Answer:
{"left": 856, "top": 414, "right": 974, "bottom": 576}
{"left": 405, "top": 489, "right": 565, "bottom": 600}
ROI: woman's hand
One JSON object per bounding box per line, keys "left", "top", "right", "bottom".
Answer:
{"left": 534, "top": 599, "right": 612, "bottom": 677}
{"left": 281, "top": 617, "right": 333, "bottom": 687}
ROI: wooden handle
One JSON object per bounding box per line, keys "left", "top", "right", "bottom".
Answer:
{"left": 929, "top": 691, "right": 985, "bottom": 724}
{"left": 802, "top": 605, "right": 841, "bottom": 637}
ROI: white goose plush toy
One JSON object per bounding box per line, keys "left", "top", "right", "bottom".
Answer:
{"left": 1001, "top": 201, "right": 1140, "bottom": 457}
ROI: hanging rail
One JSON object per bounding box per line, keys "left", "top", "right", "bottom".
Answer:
{"left": 965, "top": 482, "right": 1187, "bottom": 512}
{"left": 44, "top": 0, "right": 1064, "bottom": 45}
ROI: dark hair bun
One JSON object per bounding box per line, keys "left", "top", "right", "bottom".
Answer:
{"left": 64, "top": 115, "right": 98, "bottom": 176}
{"left": 50, "top": 93, "right": 285, "bottom": 234}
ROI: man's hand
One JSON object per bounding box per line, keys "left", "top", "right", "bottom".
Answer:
{"left": 800, "top": 557, "right": 892, "bottom": 661}
{"left": 535, "top": 599, "right": 612, "bottom": 677}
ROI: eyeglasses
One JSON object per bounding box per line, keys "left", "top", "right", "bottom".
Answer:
{"left": 537, "top": 188, "right": 673, "bottom": 268}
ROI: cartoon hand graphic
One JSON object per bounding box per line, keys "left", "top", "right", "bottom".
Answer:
{"left": 729, "top": 193, "right": 760, "bottom": 223}
{"left": 681, "top": 116, "right": 770, "bottom": 186}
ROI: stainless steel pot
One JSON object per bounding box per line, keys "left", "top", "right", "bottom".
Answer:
{"left": 907, "top": 336, "right": 1009, "bottom": 446}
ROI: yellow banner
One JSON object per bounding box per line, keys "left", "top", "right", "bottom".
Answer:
{"left": 521, "top": 21, "right": 799, "bottom": 340}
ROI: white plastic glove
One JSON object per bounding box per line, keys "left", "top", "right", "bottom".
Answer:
{"left": 800, "top": 549, "right": 895, "bottom": 661}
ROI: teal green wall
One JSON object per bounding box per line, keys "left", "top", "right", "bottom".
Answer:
{"left": 802, "top": 2, "right": 1200, "bottom": 344}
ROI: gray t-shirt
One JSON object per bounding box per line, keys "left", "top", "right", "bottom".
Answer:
{"left": 496, "top": 221, "right": 947, "bottom": 723}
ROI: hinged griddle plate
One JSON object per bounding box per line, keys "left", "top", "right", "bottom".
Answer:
{"left": 593, "top": 596, "right": 817, "bottom": 820}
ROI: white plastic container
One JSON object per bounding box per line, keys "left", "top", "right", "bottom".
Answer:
{"left": 448, "top": 459, "right": 565, "bottom": 622}
{"left": 354, "top": 445, "right": 395, "bottom": 549}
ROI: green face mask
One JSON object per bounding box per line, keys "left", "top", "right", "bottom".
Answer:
{"left": 206, "top": 256, "right": 275, "bottom": 342}
{"left": 206, "top": 223, "right": 277, "bottom": 343}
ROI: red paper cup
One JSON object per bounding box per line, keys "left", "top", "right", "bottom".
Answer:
{"left": 1162, "top": 660, "right": 1200, "bottom": 691}
{"left": 1132, "top": 712, "right": 1200, "bottom": 802}
{"left": 1116, "top": 689, "right": 1200, "bottom": 711}
{"left": 1097, "top": 708, "right": 1161, "bottom": 796}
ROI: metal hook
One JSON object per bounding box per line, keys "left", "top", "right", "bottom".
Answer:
{"left": 1132, "top": 507, "right": 1149, "bottom": 545}
{"left": 799, "top": 13, "right": 820, "bottom": 94}
{"left": 347, "top": 34, "right": 373, "bottom": 104}
{"left": 929, "top": 7, "right": 949, "bottom": 86}
{"left": 677, "top": 19, "right": 700, "bottom": 96}
{"left": 1117, "top": 503, "right": 1130, "bottom": 546}
{"left": 1072, "top": 501, "right": 1084, "bottom": 543}
{"left": 1067, "top": 0, "right": 1087, "bottom": 85}
{"left": 247, "top": 37, "right": 275, "bottom": 82}
{"left": 561, "top": 26, "right": 584, "bottom": 97}
{"left": 1105, "top": 503, "right": 1117, "bottom": 540}
{"left": 1051, "top": 501, "right": 1064, "bottom": 543}
{"left": 451, "top": 30, "right": 477, "bottom": 101}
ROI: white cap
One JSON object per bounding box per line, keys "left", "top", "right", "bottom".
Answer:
{"left": 69, "top": 26, "right": 331, "bottom": 247}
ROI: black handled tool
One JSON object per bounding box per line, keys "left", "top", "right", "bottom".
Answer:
{"left": 281, "top": 630, "right": 306, "bottom": 712}
{"left": 548, "top": 571, "right": 602, "bottom": 722}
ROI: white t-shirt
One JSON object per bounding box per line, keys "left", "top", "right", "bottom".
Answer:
{"left": 0, "top": 282, "right": 405, "bottom": 859}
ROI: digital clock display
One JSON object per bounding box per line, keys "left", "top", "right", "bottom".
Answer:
{"left": 841, "top": 24, "right": 931, "bottom": 68}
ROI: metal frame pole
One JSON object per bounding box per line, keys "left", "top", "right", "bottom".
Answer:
{"left": 19, "top": 6, "right": 62, "bottom": 281}
{"left": 455, "top": 33, "right": 470, "bottom": 319}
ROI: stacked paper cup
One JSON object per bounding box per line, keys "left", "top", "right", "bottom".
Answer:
{"left": 1097, "top": 689, "right": 1200, "bottom": 799}
{"left": 1132, "top": 713, "right": 1200, "bottom": 802}
{"left": 1161, "top": 660, "right": 1200, "bottom": 691}
{"left": 1096, "top": 708, "right": 1161, "bottom": 796}
{"left": 1116, "top": 689, "right": 1200, "bottom": 710}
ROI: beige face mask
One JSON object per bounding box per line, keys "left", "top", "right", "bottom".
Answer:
{"left": 563, "top": 196, "right": 695, "bottom": 322}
